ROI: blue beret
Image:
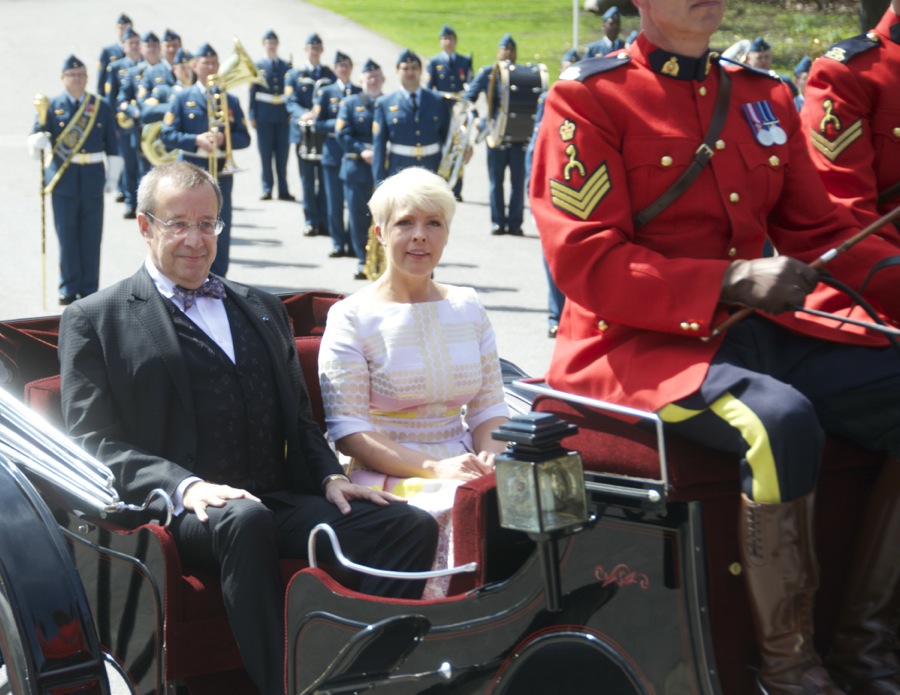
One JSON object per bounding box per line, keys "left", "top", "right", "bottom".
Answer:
{"left": 439, "top": 24, "right": 456, "bottom": 38}
{"left": 173, "top": 48, "right": 192, "bottom": 65}
{"left": 142, "top": 31, "right": 159, "bottom": 44}
{"left": 562, "top": 48, "right": 581, "bottom": 63}
{"left": 603, "top": 6, "right": 620, "bottom": 20}
{"left": 196, "top": 43, "right": 217, "bottom": 58}
{"left": 362, "top": 58, "right": 381, "bottom": 73}
{"left": 396, "top": 48, "right": 421, "bottom": 66}
{"left": 123, "top": 27, "right": 139, "bottom": 41}
{"left": 263, "top": 29, "right": 278, "bottom": 41}
{"left": 62, "top": 55, "right": 85, "bottom": 72}
{"left": 162, "top": 28, "right": 180, "bottom": 42}
{"left": 794, "top": 56, "right": 812, "bottom": 76}
{"left": 749, "top": 37, "right": 771, "bottom": 52}
{"left": 306, "top": 33, "right": 323, "bottom": 46}
{"left": 334, "top": 51, "right": 351, "bottom": 65}
{"left": 498, "top": 34, "right": 516, "bottom": 49}
{"left": 117, "top": 13, "right": 132, "bottom": 25}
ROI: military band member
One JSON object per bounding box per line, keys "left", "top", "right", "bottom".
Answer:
{"left": 28, "top": 56, "right": 121, "bottom": 305}
{"left": 337, "top": 58, "right": 384, "bottom": 279}
{"left": 791, "top": 55, "right": 811, "bottom": 111}
{"left": 106, "top": 26, "right": 141, "bottom": 204}
{"left": 530, "top": 0, "right": 900, "bottom": 689}
{"left": 160, "top": 43, "right": 251, "bottom": 277}
{"left": 141, "top": 48, "right": 194, "bottom": 126}
{"left": 800, "top": 10, "right": 900, "bottom": 692}
{"left": 465, "top": 34, "right": 527, "bottom": 235}
{"left": 314, "top": 52, "right": 361, "bottom": 257}
{"left": 585, "top": 6, "right": 625, "bottom": 57}
{"left": 249, "top": 30, "right": 293, "bottom": 201}
{"left": 160, "top": 28, "right": 182, "bottom": 68}
{"left": 372, "top": 49, "right": 451, "bottom": 186}
{"left": 286, "top": 33, "right": 335, "bottom": 237}
{"left": 96, "top": 13, "right": 132, "bottom": 96}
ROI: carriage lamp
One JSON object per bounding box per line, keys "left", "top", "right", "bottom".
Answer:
{"left": 492, "top": 413, "right": 588, "bottom": 535}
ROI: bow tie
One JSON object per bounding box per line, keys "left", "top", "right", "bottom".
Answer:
{"left": 172, "top": 277, "right": 226, "bottom": 310}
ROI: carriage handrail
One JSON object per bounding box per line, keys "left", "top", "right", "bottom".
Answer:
{"left": 511, "top": 380, "right": 670, "bottom": 497}
{"left": 308, "top": 523, "right": 477, "bottom": 580}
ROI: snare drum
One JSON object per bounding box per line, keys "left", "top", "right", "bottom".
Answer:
{"left": 298, "top": 121, "right": 326, "bottom": 161}
{"left": 486, "top": 61, "right": 549, "bottom": 147}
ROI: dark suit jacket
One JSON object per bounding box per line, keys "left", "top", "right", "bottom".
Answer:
{"left": 59, "top": 267, "right": 342, "bottom": 511}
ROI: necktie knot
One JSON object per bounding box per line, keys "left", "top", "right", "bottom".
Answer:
{"left": 173, "top": 277, "right": 226, "bottom": 310}
{"left": 410, "top": 92, "right": 418, "bottom": 115}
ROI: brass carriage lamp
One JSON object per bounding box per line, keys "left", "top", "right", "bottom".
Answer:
{"left": 493, "top": 413, "right": 588, "bottom": 535}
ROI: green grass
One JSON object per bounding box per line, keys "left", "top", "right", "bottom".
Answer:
{"left": 303, "top": 0, "right": 859, "bottom": 78}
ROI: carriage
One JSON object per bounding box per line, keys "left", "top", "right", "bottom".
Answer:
{"left": 0, "top": 291, "right": 883, "bottom": 694}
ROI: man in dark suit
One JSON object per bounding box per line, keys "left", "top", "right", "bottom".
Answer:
{"left": 58, "top": 161, "right": 439, "bottom": 695}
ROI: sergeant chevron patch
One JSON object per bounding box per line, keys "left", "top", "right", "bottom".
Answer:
{"left": 549, "top": 163, "right": 611, "bottom": 220}
{"left": 809, "top": 119, "right": 863, "bottom": 162}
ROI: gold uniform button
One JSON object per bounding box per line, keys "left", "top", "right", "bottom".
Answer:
{"left": 893, "top": 127, "right": 900, "bottom": 138}
{"left": 727, "top": 247, "right": 737, "bottom": 257}
{"left": 660, "top": 155, "right": 673, "bottom": 167}
{"left": 690, "top": 322, "right": 700, "bottom": 331}
{"left": 680, "top": 322, "right": 691, "bottom": 331}
{"left": 715, "top": 139, "right": 725, "bottom": 150}
{"left": 597, "top": 320, "right": 609, "bottom": 331}
{"left": 729, "top": 192, "right": 740, "bottom": 204}
{"left": 768, "top": 155, "right": 780, "bottom": 167}
{"left": 699, "top": 86, "right": 707, "bottom": 96}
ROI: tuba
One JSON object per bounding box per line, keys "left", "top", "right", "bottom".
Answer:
{"left": 437, "top": 95, "right": 477, "bottom": 189}
{"left": 141, "top": 121, "right": 177, "bottom": 167}
{"left": 206, "top": 37, "right": 267, "bottom": 177}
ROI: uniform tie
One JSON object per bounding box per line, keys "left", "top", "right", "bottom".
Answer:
{"left": 410, "top": 92, "right": 418, "bottom": 117}
{"left": 173, "top": 277, "right": 226, "bottom": 310}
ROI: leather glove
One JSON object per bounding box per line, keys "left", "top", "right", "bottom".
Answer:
{"left": 720, "top": 256, "right": 819, "bottom": 314}
{"left": 27, "top": 132, "right": 51, "bottom": 160}
{"left": 105, "top": 155, "right": 124, "bottom": 194}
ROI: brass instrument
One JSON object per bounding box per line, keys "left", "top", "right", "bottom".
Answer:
{"left": 808, "top": 38, "right": 824, "bottom": 61}
{"left": 34, "top": 93, "right": 49, "bottom": 309}
{"left": 141, "top": 121, "right": 177, "bottom": 167}
{"left": 437, "top": 96, "right": 477, "bottom": 189}
{"left": 363, "top": 221, "right": 385, "bottom": 281}
{"left": 206, "top": 36, "right": 267, "bottom": 178}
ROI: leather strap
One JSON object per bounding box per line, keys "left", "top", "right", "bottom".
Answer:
{"left": 634, "top": 63, "right": 732, "bottom": 229}
{"left": 877, "top": 180, "right": 900, "bottom": 208}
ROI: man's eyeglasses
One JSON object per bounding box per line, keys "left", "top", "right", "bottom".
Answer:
{"left": 145, "top": 212, "right": 224, "bottom": 238}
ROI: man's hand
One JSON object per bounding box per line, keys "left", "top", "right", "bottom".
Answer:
{"left": 324, "top": 477, "right": 406, "bottom": 515}
{"left": 299, "top": 111, "right": 315, "bottom": 123}
{"left": 360, "top": 148, "right": 374, "bottom": 165}
{"left": 720, "top": 257, "right": 819, "bottom": 314}
{"left": 183, "top": 480, "right": 261, "bottom": 522}
{"left": 195, "top": 132, "right": 218, "bottom": 152}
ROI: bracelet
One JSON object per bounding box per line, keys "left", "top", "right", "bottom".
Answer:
{"left": 321, "top": 473, "right": 350, "bottom": 491}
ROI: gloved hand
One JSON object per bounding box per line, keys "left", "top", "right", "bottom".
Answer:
{"left": 105, "top": 155, "right": 124, "bottom": 194}
{"left": 720, "top": 256, "right": 819, "bottom": 314}
{"left": 27, "top": 132, "right": 51, "bottom": 160}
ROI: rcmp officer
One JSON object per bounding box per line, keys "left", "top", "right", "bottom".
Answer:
{"left": 800, "top": 10, "right": 900, "bottom": 692}
{"left": 530, "top": 0, "right": 900, "bottom": 690}
{"left": 465, "top": 34, "right": 527, "bottom": 235}
{"left": 337, "top": 58, "right": 384, "bottom": 279}
{"left": 249, "top": 30, "right": 293, "bottom": 201}
{"left": 286, "top": 33, "right": 335, "bottom": 237}
{"left": 160, "top": 43, "right": 251, "bottom": 277}
{"left": 314, "top": 51, "right": 361, "bottom": 257}
{"left": 372, "top": 49, "right": 452, "bottom": 185}
{"left": 28, "top": 55, "right": 121, "bottom": 304}
{"left": 426, "top": 24, "right": 474, "bottom": 201}
{"left": 96, "top": 13, "right": 132, "bottom": 96}
{"left": 585, "top": 6, "right": 625, "bottom": 58}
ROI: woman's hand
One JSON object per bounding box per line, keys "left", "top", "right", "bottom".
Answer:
{"left": 427, "top": 452, "right": 495, "bottom": 481}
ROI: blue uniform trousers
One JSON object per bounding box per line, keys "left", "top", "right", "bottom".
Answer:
{"left": 52, "top": 190, "right": 103, "bottom": 297}
{"left": 659, "top": 316, "right": 900, "bottom": 505}
{"left": 344, "top": 178, "right": 373, "bottom": 269}
{"left": 119, "top": 130, "right": 140, "bottom": 212}
{"left": 487, "top": 144, "right": 526, "bottom": 231}
{"left": 257, "top": 120, "right": 290, "bottom": 197}
{"left": 297, "top": 153, "right": 327, "bottom": 231}
{"left": 322, "top": 163, "right": 349, "bottom": 253}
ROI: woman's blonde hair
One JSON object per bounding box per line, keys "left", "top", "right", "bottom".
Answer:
{"left": 368, "top": 167, "right": 456, "bottom": 230}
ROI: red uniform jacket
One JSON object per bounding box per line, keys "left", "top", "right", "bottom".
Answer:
{"left": 801, "top": 8, "right": 900, "bottom": 238}
{"left": 530, "top": 34, "right": 900, "bottom": 412}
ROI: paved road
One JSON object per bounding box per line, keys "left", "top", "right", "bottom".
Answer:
{"left": 0, "top": 0, "right": 555, "bottom": 379}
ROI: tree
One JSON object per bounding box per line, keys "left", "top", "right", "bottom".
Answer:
{"left": 859, "top": 0, "right": 890, "bottom": 31}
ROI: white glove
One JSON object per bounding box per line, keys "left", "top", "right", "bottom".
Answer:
{"left": 27, "top": 132, "right": 51, "bottom": 160}
{"left": 105, "top": 155, "right": 124, "bottom": 193}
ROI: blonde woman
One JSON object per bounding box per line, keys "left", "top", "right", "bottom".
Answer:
{"left": 318, "top": 167, "right": 509, "bottom": 597}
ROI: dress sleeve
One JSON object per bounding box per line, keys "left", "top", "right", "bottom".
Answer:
{"left": 318, "top": 300, "right": 375, "bottom": 442}
{"left": 462, "top": 292, "right": 509, "bottom": 430}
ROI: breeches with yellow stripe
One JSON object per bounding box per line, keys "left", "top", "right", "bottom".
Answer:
{"left": 658, "top": 317, "right": 900, "bottom": 504}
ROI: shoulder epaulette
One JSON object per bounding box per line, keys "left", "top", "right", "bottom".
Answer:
{"left": 719, "top": 56, "right": 783, "bottom": 81}
{"left": 559, "top": 54, "right": 630, "bottom": 82}
{"left": 821, "top": 32, "right": 880, "bottom": 64}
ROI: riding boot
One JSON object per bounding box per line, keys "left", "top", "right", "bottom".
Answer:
{"left": 740, "top": 492, "right": 845, "bottom": 694}
{"left": 827, "top": 460, "right": 900, "bottom": 695}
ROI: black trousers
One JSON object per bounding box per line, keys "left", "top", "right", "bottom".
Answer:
{"left": 170, "top": 496, "right": 438, "bottom": 695}
{"left": 659, "top": 316, "right": 900, "bottom": 504}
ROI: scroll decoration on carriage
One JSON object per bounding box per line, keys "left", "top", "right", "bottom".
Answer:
{"left": 483, "top": 59, "right": 549, "bottom": 148}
